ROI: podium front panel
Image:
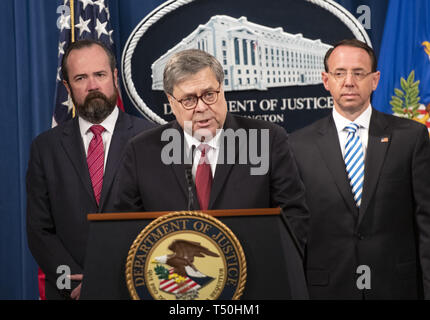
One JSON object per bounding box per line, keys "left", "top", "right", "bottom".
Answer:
{"left": 81, "top": 215, "right": 308, "bottom": 299}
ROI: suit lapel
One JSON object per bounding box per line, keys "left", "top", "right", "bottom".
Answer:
{"left": 208, "top": 114, "right": 238, "bottom": 209}
{"left": 99, "top": 112, "right": 130, "bottom": 210}
{"left": 60, "top": 118, "right": 96, "bottom": 205}
{"left": 315, "top": 116, "right": 358, "bottom": 216}
{"left": 357, "top": 110, "right": 390, "bottom": 227}
{"left": 169, "top": 121, "right": 200, "bottom": 210}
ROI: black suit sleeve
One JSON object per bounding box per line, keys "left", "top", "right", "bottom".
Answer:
{"left": 270, "top": 125, "right": 310, "bottom": 252}
{"left": 26, "top": 139, "right": 82, "bottom": 283}
{"left": 114, "top": 140, "right": 145, "bottom": 212}
{"left": 412, "top": 126, "right": 430, "bottom": 298}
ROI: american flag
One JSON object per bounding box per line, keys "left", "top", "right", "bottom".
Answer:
{"left": 53, "top": 0, "right": 123, "bottom": 127}
{"left": 159, "top": 270, "right": 202, "bottom": 296}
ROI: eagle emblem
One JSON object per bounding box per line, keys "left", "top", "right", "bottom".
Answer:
{"left": 153, "top": 240, "right": 220, "bottom": 299}
{"left": 125, "top": 211, "right": 247, "bottom": 300}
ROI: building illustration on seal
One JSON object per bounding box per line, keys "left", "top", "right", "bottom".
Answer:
{"left": 151, "top": 15, "right": 332, "bottom": 91}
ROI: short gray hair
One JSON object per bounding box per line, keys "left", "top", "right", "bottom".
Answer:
{"left": 163, "top": 49, "right": 224, "bottom": 95}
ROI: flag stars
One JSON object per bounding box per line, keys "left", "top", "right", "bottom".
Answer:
{"left": 93, "top": 0, "right": 106, "bottom": 14}
{"left": 79, "top": 0, "right": 94, "bottom": 10}
{"left": 95, "top": 18, "right": 109, "bottom": 38}
{"left": 63, "top": 95, "right": 74, "bottom": 114}
{"left": 75, "top": 16, "right": 91, "bottom": 36}
{"left": 108, "top": 29, "right": 114, "bottom": 44}
{"left": 58, "top": 41, "right": 66, "bottom": 57}
{"left": 105, "top": 6, "right": 111, "bottom": 20}
{"left": 56, "top": 67, "right": 62, "bottom": 82}
{"left": 59, "top": 13, "right": 71, "bottom": 32}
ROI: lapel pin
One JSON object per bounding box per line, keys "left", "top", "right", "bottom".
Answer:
{"left": 380, "top": 137, "right": 389, "bottom": 143}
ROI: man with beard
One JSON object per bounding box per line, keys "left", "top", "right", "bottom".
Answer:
{"left": 26, "top": 40, "right": 153, "bottom": 299}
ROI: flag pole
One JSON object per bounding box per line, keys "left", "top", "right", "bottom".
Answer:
{"left": 70, "top": 0, "right": 75, "bottom": 42}
{"left": 70, "top": 0, "right": 76, "bottom": 117}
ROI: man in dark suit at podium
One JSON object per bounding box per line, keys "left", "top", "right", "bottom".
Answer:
{"left": 26, "top": 40, "right": 153, "bottom": 299}
{"left": 290, "top": 39, "right": 430, "bottom": 299}
{"left": 115, "top": 49, "right": 309, "bottom": 252}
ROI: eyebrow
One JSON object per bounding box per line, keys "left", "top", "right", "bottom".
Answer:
{"left": 178, "top": 86, "right": 218, "bottom": 98}
{"left": 333, "top": 67, "right": 366, "bottom": 71}
{"left": 72, "top": 70, "right": 107, "bottom": 80}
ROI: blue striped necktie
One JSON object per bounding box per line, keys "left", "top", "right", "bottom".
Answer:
{"left": 344, "top": 123, "right": 365, "bottom": 207}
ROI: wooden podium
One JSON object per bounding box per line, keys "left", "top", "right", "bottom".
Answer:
{"left": 80, "top": 208, "right": 308, "bottom": 299}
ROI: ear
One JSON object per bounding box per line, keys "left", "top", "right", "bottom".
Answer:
{"left": 113, "top": 68, "right": 119, "bottom": 88}
{"left": 372, "top": 71, "right": 381, "bottom": 91}
{"left": 166, "top": 94, "right": 178, "bottom": 116}
{"left": 166, "top": 94, "right": 174, "bottom": 106}
{"left": 63, "top": 80, "right": 71, "bottom": 95}
{"left": 321, "top": 72, "right": 330, "bottom": 91}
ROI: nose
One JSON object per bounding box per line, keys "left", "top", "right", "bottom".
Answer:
{"left": 194, "top": 96, "right": 209, "bottom": 112}
{"left": 343, "top": 73, "right": 355, "bottom": 87}
{"left": 87, "top": 76, "right": 100, "bottom": 92}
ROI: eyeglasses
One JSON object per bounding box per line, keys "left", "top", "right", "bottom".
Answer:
{"left": 328, "top": 70, "right": 373, "bottom": 81}
{"left": 170, "top": 85, "right": 221, "bottom": 110}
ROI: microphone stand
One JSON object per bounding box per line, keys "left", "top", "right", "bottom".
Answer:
{"left": 185, "top": 145, "right": 196, "bottom": 211}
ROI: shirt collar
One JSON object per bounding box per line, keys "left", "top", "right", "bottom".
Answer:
{"left": 79, "top": 106, "right": 119, "bottom": 136}
{"left": 184, "top": 128, "right": 223, "bottom": 152}
{"left": 332, "top": 104, "right": 372, "bottom": 133}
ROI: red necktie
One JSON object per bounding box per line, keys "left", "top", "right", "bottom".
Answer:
{"left": 195, "top": 144, "right": 212, "bottom": 210}
{"left": 87, "top": 125, "right": 105, "bottom": 206}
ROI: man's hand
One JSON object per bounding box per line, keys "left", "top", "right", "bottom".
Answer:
{"left": 69, "top": 274, "right": 83, "bottom": 300}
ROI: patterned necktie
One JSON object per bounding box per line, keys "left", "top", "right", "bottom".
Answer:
{"left": 195, "top": 144, "right": 212, "bottom": 210}
{"left": 344, "top": 123, "right": 365, "bottom": 207}
{"left": 87, "top": 125, "right": 105, "bottom": 206}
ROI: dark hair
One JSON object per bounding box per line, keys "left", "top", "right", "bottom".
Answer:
{"left": 61, "top": 39, "right": 116, "bottom": 83}
{"left": 163, "top": 49, "right": 224, "bottom": 95}
{"left": 324, "top": 39, "right": 377, "bottom": 72}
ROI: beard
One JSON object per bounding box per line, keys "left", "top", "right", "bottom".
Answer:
{"left": 73, "top": 89, "right": 117, "bottom": 124}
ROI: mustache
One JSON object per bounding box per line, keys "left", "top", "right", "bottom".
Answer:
{"left": 85, "top": 90, "right": 109, "bottom": 103}
{"left": 74, "top": 89, "right": 117, "bottom": 124}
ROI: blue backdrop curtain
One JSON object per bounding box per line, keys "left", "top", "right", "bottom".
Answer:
{"left": 1, "top": 0, "right": 388, "bottom": 299}
{"left": 0, "top": 0, "right": 165, "bottom": 299}
{"left": 0, "top": 0, "right": 57, "bottom": 300}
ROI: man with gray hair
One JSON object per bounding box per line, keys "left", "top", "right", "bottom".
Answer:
{"left": 115, "top": 49, "right": 309, "bottom": 251}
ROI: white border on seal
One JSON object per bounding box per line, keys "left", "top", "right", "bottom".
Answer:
{"left": 121, "top": 0, "right": 372, "bottom": 124}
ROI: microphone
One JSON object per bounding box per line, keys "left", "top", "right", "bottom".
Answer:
{"left": 185, "top": 145, "right": 196, "bottom": 211}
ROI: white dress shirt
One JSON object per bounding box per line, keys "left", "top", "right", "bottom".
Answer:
{"left": 332, "top": 104, "right": 372, "bottom": 160}
{"left": 79, "top": 106, "right": 119, "bottom": 171}
{"left": 184, "top": 129, "right": 223, "bottom": 180}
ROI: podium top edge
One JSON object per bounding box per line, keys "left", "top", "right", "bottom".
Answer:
{"left": 87, "top": 208, "right": 281, "bottom": 221}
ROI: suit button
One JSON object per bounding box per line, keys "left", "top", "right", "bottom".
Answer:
{"left": 356, "top": 233, "right": 364, "bottom": 240}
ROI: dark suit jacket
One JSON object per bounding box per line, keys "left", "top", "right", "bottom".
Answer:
{"left": 115, "top": 113, "right": 309, "bottom": 251}
{"left": 26, "top": 110, "right": 154, "bottom": 299}
{"left": 290, "top": 108, "right": 430, "bottom": 299}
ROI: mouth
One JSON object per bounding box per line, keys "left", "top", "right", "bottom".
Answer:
{"left": 341, "top": 93, "right": 359, "bottom": 98}
{"left": 195, "top": 119, "right": 212, "bottom": 127}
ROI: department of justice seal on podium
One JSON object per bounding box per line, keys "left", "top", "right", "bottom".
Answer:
{"left": 126, "top": 211, "right": 247, "bottom": 300}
